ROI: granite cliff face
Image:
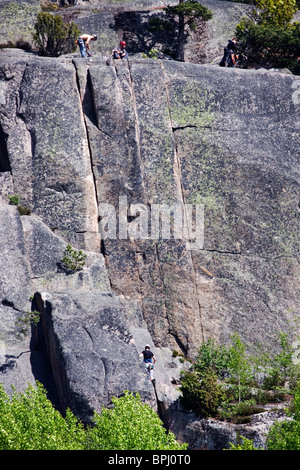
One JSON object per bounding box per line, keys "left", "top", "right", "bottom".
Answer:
{"left": 0, "top": 41, "right": 299, "bottom": 446}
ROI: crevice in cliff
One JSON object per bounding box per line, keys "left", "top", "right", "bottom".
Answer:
{"left": 124, "top": 61, "right": 147, "bottom": 200}
{"left": 168, "top": 331, "right": 188, "bottom": 357}
{"left": 159, "top": 61, "right": 205, "bottom": 345}
{"left": 72, "top": 61, "right": 107, "bottom": 257}
{"left": 0, "top": 124, "right": 11, "bottom": 173}
{"left": 151, "top": 379, "right": 170, "bottom": 430}
{"left": 78, "top": 67, "right": 99, "bottom": 210}
{"left": 172, "top": 125, "right": 197, "bottom": 132}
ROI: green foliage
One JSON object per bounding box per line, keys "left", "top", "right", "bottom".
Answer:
{"left": 166, "top": 0, "right": 213, "bottom": 21}
{"left": 235, "top": 0, "right": 300, "bottom": 73}
{"left": 15, "top": 310, "right": 40, "bottom": 340}
{"left": 194, "top": 337, "right": 230, "bottom": 378}
{"left": 87, "top": 391, "right": 187, "bottom": 450}
{"left": 7, "top": 194, "right": 31, "bottom": 216}
{"left": 33, "top": 11, "right": 81, "bottom": 56}
{"left": 180, "top": 369, "right": 226, "bottom": 417}
{"left": 165, "top": 0, "right": 212, "bottom": 60}
{"left": 227, "top": 332, "right": 253, "bottom": 403}
{"left": 8, "top": 194, "right": 20, "bottom": 206}
{"left": 236, "top": 17, "right": 300, "bottom": 72}
{"left": 261, "top": 332, "right": 300, "bottom": 390}
{"left": 62, "top": 244, "right": 87, "bottom": 272}
{"left": 228, "top": 435, "right": 262, "bottom": 450}
{"left": 148, "top": 47, "right": 159, "bottom": 59}
{"left": 0, "top": 382, "right": 86, "bottom": 450}
{"left": 180, "top": 331, "right": 300, "bottom": 428}
{"left": 267, "top": 381, "right": 300, "bottom": 450}
{"left": 273, "top": 333, "right": 295, "bottom": 385}
{"left": 0, "top": 385, "right": 187, "bottom": 450}
{"left": 219, "top": 400, "right": 265, "bottom": 424}
{"left": 254, "top": 0, "right": 297, "bottom": 26}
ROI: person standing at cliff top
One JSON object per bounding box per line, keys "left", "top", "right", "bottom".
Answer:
{"left": 112, "top": 40, "right": 128, "bottom": 59}
{"left": 140, "top": 344, "right": 156, "bottom": 381}
{"left": 76, "top": 34, "right": 97, "bottom": 58}
{"left": 219, "top": 37, "right": 238, "bottom": 68}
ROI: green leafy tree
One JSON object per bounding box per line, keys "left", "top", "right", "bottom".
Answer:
{"left": 267, "top": 381, "right": 300, "bottom": 449}
{"left": 273, "top": 332, "right": 295, "bottom": 387}
{"left": 0, "top": 384, "right": 187, "bottom": 450}
{"left": 33, "top": 11, "right": 81, "bottom": 56}
{"left": 235, "top": 0, "right": 300, "bottom": 72}
{"left": 254, "top": 0, "right": 297, "bottom": 26}
{"left": 0, "top": 382, "right": 86, "bottom": 450}
{"left": 262, "top": 332, "right": 300, "bottom": 390}
{"left": 87, "top": 391, "right": 187, "bottom": 450}
{"left": 194, "top": 337, "right": 230, "bottom": 378}
{"left": 180, "top": 369, "right": 225, "bottom": 417}
{"left": 227, "top": 333, "right": 252, "bottom": 403}
{"left": 228, "top": 435, "right": 262, "bottom": 450}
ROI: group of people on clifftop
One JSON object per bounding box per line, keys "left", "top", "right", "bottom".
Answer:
{"left": 76, "top": 32, "right": 244, "bottom": 66}
{"left": 76, "top": 32, "right": 300, "bottom": 69}
{"left": 76, "top": 33, "right": 128, "bottom": 59}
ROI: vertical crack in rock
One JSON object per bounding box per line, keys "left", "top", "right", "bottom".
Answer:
{"left": 125, "top": 61, "right": 179, "bottom": 349}
{"left": 72, "top": 60, "right": 101, "bottom": 253}
{"left": 0, "top": 124, "right": 11, "bottom": 173}
{"left": 80, "top": 69, "right": 99, "bottom": 209}
{"left": 125, "top": 61, "right": 155, "bottom": 330}
{"left": 3, "top": 63, "right": 34, "bottom": 203}
{"left": 124, "top": 62, "right": 147, "bottom": 200}
{"left": 160, "top": 61, "right": 205, "bottom": 343}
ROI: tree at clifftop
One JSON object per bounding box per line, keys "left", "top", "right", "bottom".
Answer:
{"left": 166, "top": 0, "right": 212, "bottom": 61}
{"left": 254, "top": 0, "right": 297, "bottom": 26}
{"left": 33, "top": 11, "right": 80, "bottom": 57}
{"left": 236, "top": 0, "right": 300, "bottom": 72}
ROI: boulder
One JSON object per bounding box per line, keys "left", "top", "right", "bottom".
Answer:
{"left": 170, "top": 407, "right": 289, "bottom": 450}
{"left": 37, "top": 290, "right": 157, "bottom": 422}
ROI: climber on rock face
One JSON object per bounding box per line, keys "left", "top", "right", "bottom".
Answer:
{"left": 140, "top": 344, "right": 156, "bottom": 381}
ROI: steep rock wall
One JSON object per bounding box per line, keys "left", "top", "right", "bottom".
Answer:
{"left": 0, "top": 49, "right": 299, "bottom": 428}
{"left": 79, "top": 57, "right": 300, "bottom": 357}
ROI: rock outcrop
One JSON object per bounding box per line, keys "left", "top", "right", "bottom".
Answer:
{"left": 169, "top": 406, "right": 289, "bottom": 449}
{"left": 0, "top": 11, "right": 299, "bottom": 444}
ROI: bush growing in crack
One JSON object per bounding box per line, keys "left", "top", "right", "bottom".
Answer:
{"left": 61, "top": 244, "right": 87, "bottom": 273}
{"left": 16, "top": 310, "right": 40, "bottom": 340}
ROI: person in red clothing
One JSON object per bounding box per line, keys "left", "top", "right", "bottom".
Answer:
{"left": 113, "top": 40, "right": 128, "bottom": 59}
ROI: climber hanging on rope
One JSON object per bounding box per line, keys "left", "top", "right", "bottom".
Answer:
{"left": 140, "top": 344, "right": 156, "bottom": 381}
